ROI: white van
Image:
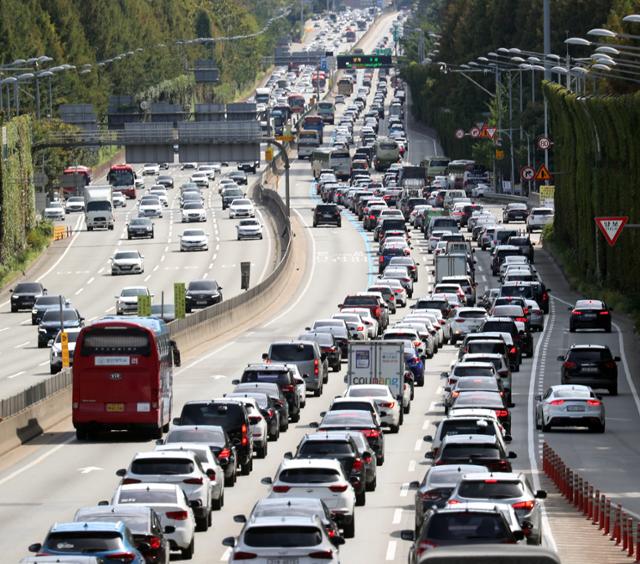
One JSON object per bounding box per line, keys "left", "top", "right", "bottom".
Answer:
{"left": 443, "top": 190, "right": 467, "bottom": 210}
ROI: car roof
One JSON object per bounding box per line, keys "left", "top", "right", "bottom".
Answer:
{"left": 49, "top": 521, "right": 125, "bottom": 533}
{"left": 132, "top": 450, "right": 196, "bottom": 461}
{"left": 441, "top": 434, "right": 500, "bottom": 445}
{"left": 460, "top": 471, "right": 522, "bottom": 482}
{"left": 279, "top": 457, "right": 343, "bottom": 471}
{"left": 245, "top": 514, "right": 321, "bottom": 528}
{"left": 568, "top": 344, "right": 608, "bottom": 350}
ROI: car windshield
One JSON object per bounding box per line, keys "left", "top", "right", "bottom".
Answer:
{"left": 279, "top": 468, "right": 340, "bottom": 484}
{"left": 183, "top": 231, "right": 206, "bottom": 238}
{"left": 483, "top": 321, "right": 516, "bottom": 334}
{"left": 468, "top": 342, "right": 505, "bottom": 355}
{"left": 500, "top": 286, "right": 534, "bottom": 298}
{"left": 239, "top": 219, "right": 259, "bottom": 226}
{"left": 179, "top": 403, "right": 243, "bottom": 428}
{"left": 242, "top": 370, "right": 289, "bottom": 385}
{"left": 78, "top": 513, "right": 148, "bottom": 534}
{"left": 42, "top": 309, "right": 77, "bottom": 322}
{"left": 453, "top": 366, "right": 494, "bottom": 377}
{"left": 348, "top": 387, "right": 387, "bottom": 397}
{"left": 114, "top": 252, "right": 140, "bottom": 260}
{"left": 121, "top": 288, "right": 147, "bottom": 297}
{"left": 183, "top": 202, "right": 203, "bottom": 210}
{"left": 458, "top": 480, "right": 524, "bottom": 499}
{"left": 15, "top": 283, "right": 42, "bottom": 293}
{"left": 299, "top": 333, "right": 333, "bottom": 346}
{"left": 244, "top": 526, "right": 323, "bottom": 547}
{"left": 130, "top": 458, "right": 194, "bottom": 475}
{"left": 54, "top": 330, "right": 79, "bottom": 345}
{"left": 456, "top": 378, "right": 498, "bottom": 391}
{"left": 459, "top": 310, "right": 486, "bottom": 319}
{"left": 425, "top": 513, "right": 510, "bottom": 541}
{"left": 117, "top": 489, "right": 178, "bottom": 504}
{"left": 321, "top": 411, "right": 373, "bottom": 426}
{"left": 299, "top": 441, "right": 354, "bottom": 457}
{"left": 553, "top": 388, "right": 592, "bottom": 399}
{"left": 43, "top": 532, "right": 123, "bottom": 553}
{"left": 233, "top": 199, "right": 251, "bottom": 205}
{"left": 188, "top": 281, "right": 216, "bottom": 290}
{"left": 442, "top": 444, "right": 500, "bottom": 459}
{"left": 270, "top": 344, "right": 314, "bottom": 361}
{"left": 165, "top": 428, "right": 224, "bottom": 444}
{"left": 570, "top": 349, "right": 610, "bottom": 362}
{"left": 130, "top": 219, "right": 149, "bottom": 226}
{"left": 440, "top": 419, "right": 496, "bottom": 438}
{"left": 453, "top": 392, "right": 503, "bottom": 407}
{"left": 35, "top": 296, "right": 62, "bottom": 306}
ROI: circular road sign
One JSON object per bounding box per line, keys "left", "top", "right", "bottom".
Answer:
{"left": 537, "top": 136, "right": 552, "bottom": 150}
{"left": 455, "top": 129, "right": 465, "bottom": 139}
{"left": 470, "top": 127, "right": 480, "bottom": 138}
{"left": 520, "top": 166, "right": 535, "bottom": 181}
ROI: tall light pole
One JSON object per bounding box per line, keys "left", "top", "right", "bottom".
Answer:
{"left": 543, "top": 0, "right": 551, "bottom": 80}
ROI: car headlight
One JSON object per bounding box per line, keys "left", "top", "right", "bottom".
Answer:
{"left": 39, "top": 328, "right": 47, "bottom": 333}
{"left": 32, "top": 308, "right": 37, "bottom": 314}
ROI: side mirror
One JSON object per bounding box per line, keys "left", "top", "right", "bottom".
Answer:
{"left": 534, "top": 394, "right": 542, "bottom": 401}
{"left": 400, "top": 530, "right": 415, "bottom": 542}
{"left": 28, "top": 543, "right": 43, "bottom": 553}
{"left": 320, "top": 411, "right": 326, "bottom": 417}
{"left": 508, "top": 402, "right": 515, "bottom": 408}
{"left": 423, "top": 435, "right": 433, "bottom": 442}
{"left": 535, "top": 490, "right": 547, "bottom": 499}
{"left": 155, "top": 439, "right": 163, "bottom": 445}
{"left": 444, "top": 386, "right": 451, "bottom": 392}
{"left": 409, "top": 480, "right": 420, "bottom": 489}
{"left": 115, "top": 468, "right": 127, "bottom": 477}
{"left": 260, "top": 477, "right": 273, "bottom": 485}
{"left": 309, "top": 422, "right": 319, "bottom": 428}
{"left": 206, "top": 468, "right": 216, "bottom": 478}
{"left": 47, "top": 339, "right": 54, "bottom": 347}
{"left": 614, "top": 356, "right": 621, "bottom": 362}
{"left": 189, "top": 500, "right": 202, "bottom": 509}
{"left": 440, "top": 371, "right": 448, "bottom": 378}
{"left": 513, "top": 530, "right": 525, "bottom": 541}
{"left": 222, "top": 537, "right": 236, "bottom": 548}
{"left": 232, "top": 379, "right": 240, "bottom": 385}
{"left": 332, "top": 536, "right": 346, "bottom": 546}
{"left": 424, "top": 452, "right": 434, "bottom": 459}
{"left": 504, "top": 434, "right": 513, "bottom": 442}
{"left": 508, "top": 451, "right": 518, "bottom": 459}
{"left": 98, "top": 500, "right": 109, "bottom": 506}
{"left": 567, "top": 306, "right": 572, "bottom": 311}
{"left": 556, "top": 355, "right": 564, "bottom": 362}
{"left": 337, "top": 304, "right": 343, "bottom": 308}
{"left": 284, "top": 451, "right": 293, "bottom": 459}
{"left": 233, "top": 514, "right": 247, "bottom": 524}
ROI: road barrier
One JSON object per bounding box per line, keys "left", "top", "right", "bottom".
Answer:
{"left": 53, "top": 225, "right": 73, "bottom": 240}
{"left": 543, "top": 442, "right": 639, "bottom": 560}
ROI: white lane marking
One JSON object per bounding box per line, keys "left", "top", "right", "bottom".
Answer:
{"left": 39, "top": 360, "right": 49, "bottom": 367}
{"left": 414, "top": 438, "right": 422, "bottom": 451}
{"left": 400, "top": 482, "right": 409, "bottom": 497}
{"left": 422, "top": 419, "right": 431, "bottom": 430}
{"left": 20, "top": 319, "right": 31, "bottom": 326}
{"left": 408, "top": 459, "right": 416, "bottom": 472}
{"left": 385, "top": 541, "right": 397, "bottom": 561}
{"left": 86, "top": 277, "right": 95, "bottom": 285}
{"left": 153, "top": 265, "right": 159, "bottom": 272}
{"left": 0, "top": 436, "right": 75, "bottom": 485}
{"left": 104, "top": 306, "right": 115, "bottom": 313}
{"left": 98, "top": 267, "right": 105, "bottom": 274}
{"left": 264, "top": 208, "right": 316, "bottom": 328}
{"left": 75, "top": 287, "right": 84, "bottom": 296}
{"left": 14, "top": 341, "right": 29, "bottom": 349}
{"left": 164, "top": 246, "right": 169, "bottom": 252}
{"left": 392, "top": 508, "right": 403, "bottom": 524}
{"left": 0, "top": 327, "right": 8, "bottom": 332}
{"left": 144, "top": 274, "right": 151, "bottom": 282}
{"left": 160, "top": 255, "right": 165, "bottom": 262}
{"left": 7, "top": 370, "right": 25, "bottom": 379}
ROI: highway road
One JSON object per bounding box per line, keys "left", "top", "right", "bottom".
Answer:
{"left": 1, "top": 7, "right": 639, "bottom": 564}
{"left": 0, "top": 165, "right": 276, "bottom": 398}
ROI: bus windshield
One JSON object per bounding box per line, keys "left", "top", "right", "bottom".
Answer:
{"left": 108, "top": 167, "right": 135, "bottom": 187}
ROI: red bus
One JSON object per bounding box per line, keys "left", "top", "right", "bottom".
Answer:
{"left": 107, "top": 164, "right": 137, "bottom": 199}
{"left": 61, "top": 166, "right": 92, "bottom": 197}
{"left": 72, "top": 317, "right": 181, "bottom": 440}
{"left": 287, "top": 93, "right": 305, "bottom": 114}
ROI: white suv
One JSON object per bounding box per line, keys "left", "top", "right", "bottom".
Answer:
{"left": 343, "top": 384, "right": 402, "bottom": 434}
{"left": 262, "top": 458, "right": 356, "bottom": 538}
{"left": 527, "top": 207, "right": 554, "bottom": 232}
{"left": 116, "top": 450, "right": 213, "bottom": 532}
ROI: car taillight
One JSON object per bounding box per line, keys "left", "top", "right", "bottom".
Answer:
{"left": 308, "top": 551, "right": 334, "bottom": 559}
{"left": 587, "top": 399, "right": 602, "bottom": 406}
{"left": 369, "top": 214, "right": 375, "bottom": 220}
{"left": 373, "top": 306, "right": 381, "bottom": 318}
{"left": 495, "top": 409, "right": 509, "bottom": 418}
{"left": 509, "top": 347, "right": 517, "bottom": 354}
{"left": 599, "top": 311, "right": 610, "bottom": 315}
{"left": 416, "top": 541, "right": 439, "bottom": 556}
{"left": 282, "top": 384, "right": 295, "bottom": 393}
{"left": 183, "top": 477, "right": 203, "bottom": 485}
{"left": 352, "top": 458, "right": 363, "bottom": 471}
{"left": 232, "top": 551, "right": 258, "bottom": 560}
{"left": 122, "top": 478, "right": 141, "bottom": 485}
{"left": 329, "top": 484, "right": 349, "bottom": 492}
{"left": 241, "top": 423, "right": 248, "bottom": 446}
{"left": 218, "top": 447, "right": 231, "bottom": 460}
{"left": 166, "top": 510, "right": 189, "bottom": 520}
{"left": 563, "top": 361, "right": 577, "bottom": 369}
{"left": 357, "top": 325, "right": 364, "bottom": 331}
{"left": 447, "top": 499, "right": 461, "bottom": 505}
{"left": 314, "top": 358, "right": 319, "bottom": 375}
{"left": 414, "top": 340, "right": 422, "bottom": 348}
{"left": 515, "top": 317, "right": 527, "bottom": 323}
{"left": 363, "top": 429, "right": 380, "bottom": 439}
{"left": 272, "top": 485, "right": 290, "bottom": 493}
{"left": 542, "top": 292, "right": 549, "bottom": 301}
{"left": 380, "top": 401, "right": 395, "bottom": 408}
{"left": 550, "top": 399, "right": 565, "bottom": 406}
{"left": 379, "top": 256, "right": 384, "bottom": 263}
{"left": 249, "top": 416, "right": 261, "bottom": 425}
{"left": 147, "top": 536, "right": 162, "bottom": 550}
{"left": 105, "top": 552, "right": 136, "bottom": 563}
{"left": 512, "top": 500, "right": 535, "bottom": 511}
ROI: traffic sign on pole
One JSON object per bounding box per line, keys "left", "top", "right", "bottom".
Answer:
{"left": 534, "top": 164, "right": 552, "bottom": 182}
{"left": 61, "top": 331, "right": 70, "bottom": 368}
{"left": 536, "top": 135, "right": 553, "bottom": 150}
{"left": 479, "top": 124, "right": 490, "bottom": 139}
{"left": 486, "top": 127, "right": 497, "bottom": 139}
{"left": 594, "top": 216, "right": 628, "bottom": 246}
{"left": 454, "top": 129, "right": 465, "bottom": 140}
{"left": 520, "top": 166, "right": 535, "bottom": 182}
{"left": 470, "top": 127, "right": 480, "bottom": 138}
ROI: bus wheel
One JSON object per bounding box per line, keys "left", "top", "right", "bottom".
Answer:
{"left": 149, "top": 425, "right": 162, "bottom": 440}
{"left": 75, "top": 426, "right": 89, "bottom": 441}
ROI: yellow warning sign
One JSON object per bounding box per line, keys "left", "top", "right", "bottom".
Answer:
{"left": 535, "top": 164, "right": 552, "bottom": 182}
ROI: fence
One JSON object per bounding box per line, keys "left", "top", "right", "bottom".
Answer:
{"left": 0, "top": 369, "right": 71, "bottom": 419}
{"left": 543, "top": 442, "right": 640, "bottom": 560}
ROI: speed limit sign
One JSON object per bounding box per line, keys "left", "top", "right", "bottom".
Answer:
{"left": 520, "top": 166, "right": 535, "bottom": 181}
{"left": 455, "top": 129, "right": 465, "bottom": 139}
{"left": 537, "top": 136, "right": 553, "bottom": 150}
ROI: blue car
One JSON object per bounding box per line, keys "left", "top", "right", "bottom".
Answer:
{"left": 28, "top": 521, "right": 145, "bottom": 563}
{"left": 405, "top": 351, "right": 425, "bottom": 386}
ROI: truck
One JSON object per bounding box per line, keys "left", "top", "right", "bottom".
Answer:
{"left": 398, "top": 165, "right": 427, "bottom": 190}
{"left": 83, "top": 185, "right": 114, "bottom": 231}
{"left": 338, "top": 78, "right": 354, "bottom": 96}
{"left": 346, "top": 341, "right": 404, "bottom": 400}
{"left": 435, "top": 253, "right": 468, "bottom": 284}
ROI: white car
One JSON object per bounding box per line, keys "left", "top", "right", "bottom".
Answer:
{"left": 229, "top": 198, "right": 255, "bottom": 218}
{"left": 142, "top": 163, "right": 160, "bottom": 176}
{"left": 149, "top": 188, "right": 168, "bottom": 207}
{"left": 182, "top": 201, "right": 206, "bottom": 222}
{"left": 180, "top": 228, "right": 208, "bottom": 252}
{"left": 115, "top": 286, "right": 152, "bottom": 315}
{"left": 198, "top": 164, "right": 220, "bottom": 179}
{"left": 263, "top": 458, "right": 356, "bottom": 538}
{"left": 449, "top": 307, "right": 489, "bottom": 343}
{"left": 527, "top": 207, "right": 554, "bottom": 232}
{"left": 112, "top": 191, "right": 126, "bottom": 208}
{"left": 471, "top": 183, "right": 491, "bottom": 197}
{"left": 226, "top": 397, "right": 269, "bottom": 458}
{"left": 190, "top": 172, "right": 210, "bottom": 187}
{"left": 218, "top": 178, "right": 238, "bottom": 194}
{"left": 236, "top": 218, "right": 263, "bottom": 240}
{"left": 332, "top": 312, "right": 367, "bottom": 340}
{"left": 154, "top": 443, "right": 225, "bottom": 510}
{"left": 116, "top": 450, "right": 213, "bottom": 531}
{"left": 535, "top": 384, "right": 605, "bottom": 432}
{"left": 43, "top": 201, "right": 65, "bottom": 221}
{"left": 138, "top": 196, "right": 163, "bottom": 218}
{"left": 110, "top": 249, "right": 144, "bottom": 275}
{"left": 339, "top": 307, "right": 378, "bottom": 338}
{"left": 64, "top": 196, "right": 85, "bottom": 213}
{"left": 110, "top": 483, "right": 196, "bottom": 559}
{"left": 343, "top": 384, "right": 402, "bottom": 433}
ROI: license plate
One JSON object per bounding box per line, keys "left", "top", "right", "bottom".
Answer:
{"left": 267, "top": 559, "right": 298, "bottom": 564}
{"left": 106, "top": 403, "right": 124, "bottom": 412}
{"left": 197, "top": 300, "right": 207, "bottom": 305}
{"left": 582, "top": 367, "right": 599, "bottom": 373}
{"left": 567, "top": 405, "right": 585, "bottom": 412}
{"left": 583, "top": 314, "right": 596, "bottom": 320}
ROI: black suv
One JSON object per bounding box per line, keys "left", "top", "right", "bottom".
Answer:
{"left": 481, "top": 316, "right": 532, "bottom": 359}
{"left": 313, "top": 204, "right": 341, "bottom": 227}
{"left": 10, "top": 282, "right": 46, "bottom": 312}
{"left": 127, "top": 217, "right": 154, "bottom": 239}
{"left": 222, "top": 188, "right": 245, "bottom": 209}
{"left": 185, "top": 280, "right": 223, "bottom": 312}
{"left": 558, "top": 344, "right": 620, "bottom": 395}
{"left": 569, "top": 299, "right": 611, "bottom": 332}
{"left": 507, "top": 235, "right": 534, "bottom": 263}
{"left": 175, "top": 400, "right": 254, "bottom": 475}
{"left": 235, "top": 363, "right": 301, "bottom": 422}
{"left": 238, "top": 161, "right": 258, "bottom": 174}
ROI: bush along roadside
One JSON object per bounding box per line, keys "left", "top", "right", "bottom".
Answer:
{"left": 0, "top": 221, "right": 53, "bottom": 288}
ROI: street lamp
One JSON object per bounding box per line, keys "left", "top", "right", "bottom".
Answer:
{"left": 587, "top": 27, "right": 640, "bottom": 41}
{"left": 623, "top": 14, "right": 640, "bottom": 23}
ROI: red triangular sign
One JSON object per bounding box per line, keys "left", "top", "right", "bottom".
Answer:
{"left": 534, "top": 164, "right": 552, "bottom": 181}
{"left": 595, "top": 216, "right": 628, "bottom": 246}
{"left": 486, "top": 127, "right": 497, "bottom": 139}
{"left": 479, "top": 124, "right": 489, "bottom": 138}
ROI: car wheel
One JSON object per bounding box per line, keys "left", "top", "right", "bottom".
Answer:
{"left": 390, "top": 424, "right": 400, "bottom": 434}
{"left": 355, "top": 489, "right": 366, "bottom": 506}
{"left": 535, "top": 413, "right": 541, "bottom": 430}
{"left": 181, "top": 538, "right": 194, "bottom": 560}
{"left": 404, "top": 401, "right": 411, "bottom": 414}
{"left": 366, "top": 476, "right": 377, "bottom": 492}
{"left": 542, "top": 419, "right": 551, "bottom": 433}
{"left": 75, "top": 426, "right": 89, "bottom": 441}
{"left": 609, "top": 385, "right": 618, "bottom": 396}
{"left": 343, "top": 517, "right": 355, "bottom": 539}
{"left": 10, "top": 305, "right": 17, "bottom": 312}
{"left": 569, "top": 323, "right": 575, "bottom": 333}
{"left": 291, "top": 411, "right": 300, "bottom": 423}
{"left": 314, "top": 387, "right": 322, "bottom": 397}
{"left": 605, "top": 324, "right": 612, "bottom": 333}
{"left": 195, "top": 515, "right": 208, "bottom": 532}
{"left": 224, "top": 472, "right": 234, "bottom": 487}
{"left": 127, "top": 234, "right": 131, "bottom": 240}
{"left": 258, "top": 441, "right": 268, "bottom": 459}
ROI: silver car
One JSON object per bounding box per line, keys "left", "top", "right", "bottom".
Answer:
{"left": 449, "top": 307, "right": 488, "bottom": 344}
{"left": 535, "top": 384, "right": 605, "bottom": 432}
{"left": 447, "top": 471, "right": 547, "bottom": 544}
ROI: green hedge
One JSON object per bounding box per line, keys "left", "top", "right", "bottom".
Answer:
{"left": 544, "top": 82, "right": 640, "bottom": 301}
{"left": 0, "top": 115, "right": 36, "bottom": 264}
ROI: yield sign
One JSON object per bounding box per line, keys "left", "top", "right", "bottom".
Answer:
{"left": 534, "top": 164, "right": 552, "bottom": 181}
{"left": 486, "top": 127, "right": 497, "bottom": 139}
{"left": 595, "top": 216, "right": 628, "bottom": 246}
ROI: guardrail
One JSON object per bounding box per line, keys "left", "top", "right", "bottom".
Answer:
{"left": 543, "top": 442, "right": 640, "bottom": 560}
{"left": 0, "top": 368, "right": 71, "bottom": 420}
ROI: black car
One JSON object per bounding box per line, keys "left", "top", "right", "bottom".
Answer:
{"left": 507, "top": 235, "right": 534, "bottom": 263}
{"left": 232, "top": 382, "right": 290, "bottom": 434}
{"left": 238, "top": 162, "right": 259, "bottom": 174}
{"left": 313, "top": 204, "right": 342, "bottom": 227}
{"left": 235, "top": 363, "right": 301, "bottom": 423}
{"left": 38, "top": 308, "right": 84, "bottom": 348}
{"left": 431, "top": 434, "right": 517, "bottom": 472}
{"left": 31, "top": 294, "right": 69, "bottom": 325}
{"left": 185, "top": 280, "right": 223, "bottom": 312}
{"left": 502, "top": 202, "right": 530, "bottom": 223}
{"left": 222, "top": 188, "right": 245, "bottom": 209}
{"left": 10, "top": 282, "right": 46, "bottom": 312}
{"left": 569, "top": 299, "right": 612, "bottom": 332}
{"left": 481, "top": 316, "right": 530, "bottom": 360}
{"left": 558, "top": 344, "right": 619, "bottom": 395}
{"left": 501, "top": 281, "right": 550, "bottom": 314}
{"left": 226, "top": 391, "right": 280, "bottom": 441}
{"left": 229, "top": 170, "right": 248, "bottom": 185}
{"left": 490, "top": 245, "right": 522, "bottom": 276}
{"left": 127, "top": 217, "right": 154, "bottom": 239}
{"left": 175, "top": 400, "right": 253, "bottom": 475}
{"left": 298, "top": 331, "right": 342, "bottom": 372}
{"left": 156, "top": 175, "right": 174, "bottom": 188}
{"left": 291, "top": 433, "right": 367, "bottom": 505}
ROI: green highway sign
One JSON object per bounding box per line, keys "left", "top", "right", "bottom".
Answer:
{"left": 337, "top": 54, "right": 393, "bottom": 69}
{"left": 374, "top": 48, "right": 392, "bottom": 56}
